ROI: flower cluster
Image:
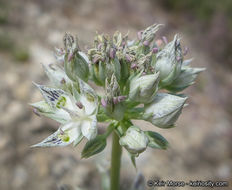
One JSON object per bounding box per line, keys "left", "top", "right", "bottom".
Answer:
{"left": 31, "top": 24, "right": 204, "bottom": 160}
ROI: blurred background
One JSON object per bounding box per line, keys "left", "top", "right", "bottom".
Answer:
{"left": 0, "top": 0, "right": 231, "bottom": 189}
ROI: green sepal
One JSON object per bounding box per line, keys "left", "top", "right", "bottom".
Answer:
{"left": 64, "top": 52, "right": 89, "bottom": 82}
{"left": 145, "top": 131, "right": 169, "bottom": 149}
{"left": 81, "top": 135, "right": 107, "bottom": 158}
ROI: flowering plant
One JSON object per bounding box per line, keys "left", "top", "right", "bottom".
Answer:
{"left": 31, "top": 24, "right": 204, "bottom": 190}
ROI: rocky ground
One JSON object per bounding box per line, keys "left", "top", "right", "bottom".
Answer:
{"left": 0, "top": 0, "right": 231, "bottom": 190}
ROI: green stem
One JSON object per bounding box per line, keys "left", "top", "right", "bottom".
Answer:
{"left": 110, "top": 131, "right": 122, "bottom": 190}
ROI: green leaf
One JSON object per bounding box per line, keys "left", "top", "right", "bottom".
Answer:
{"left": 145, "top": 131, "right": 169, "bottom": 149}
{"left": 81, "top": 135, "right": 106, "bottom": 158}
{"left": 130, "top": 154, "right": 137, "bottom": 169}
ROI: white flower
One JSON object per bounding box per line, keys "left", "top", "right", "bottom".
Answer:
{"left": 31, "top": 79, "right": 98, "bottom": 147}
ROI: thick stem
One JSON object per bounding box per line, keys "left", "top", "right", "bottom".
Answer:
{"left": 110, "top": 131, "right": 122, "bottom": 190}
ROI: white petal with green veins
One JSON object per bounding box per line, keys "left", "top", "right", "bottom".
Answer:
{"left": 31, "top": 122, "right": 82, "bottom": 147}
{"left": 33, "top": 83, "right": 65, "bottom": 107}
{"left": 81, "top": 115, "right": 97, "bottom": 140}
{"left": 30, "top": 101, "right": 71, "bottom": 124}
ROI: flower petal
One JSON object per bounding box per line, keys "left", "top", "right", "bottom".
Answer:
{"left": 33, "top": 83, "right": 65, "bottom": 108}
{"left": 30, "top": 101, "right": 71, "bottom": 124}
{"left": 31, "top": 122, "right": 81, "bottom": 147}
{"left": 81, "top": 115, "right": 97, "bottom": 140}
{"left": 78, "top": 80, "right": 98, "bottom": 115}
{"left": 42, "top": 63, "right": 71, "bottom": 88}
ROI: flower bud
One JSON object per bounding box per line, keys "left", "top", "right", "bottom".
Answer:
{"left": 109, "top": 48, "right": 116, "bottom": 59}
{"left": 155, "top": 35, "right": 183, "bottom": 87}
{"left": 143, "top": 93, "right": 187, "bottom": 128}
{"left": 141, "top": 24, "right": 162, "bottom": 44}
{"left": 166, "top": 66, "right": 205, "bottom": 92}
{"left": 64, "top": 51, "right": 89, "bottom": 82}
{"left": 119, "top": 126, "right": 149, "bottom": 156}
{"left": 129, "top": 72, "right": 160, "bottom": 103}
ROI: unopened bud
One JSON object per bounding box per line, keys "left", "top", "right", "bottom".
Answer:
{"left": 144, "top": 93, "right": 187, "bottom": 128}
{"left": 68, "top": 52, "right": 74, "bottom": 62}
{"left": 119, "top": 126, "right": 149, "bottom": 156}
{"left": 109, "top": 48, "right": 116, "bottom": 59}
{"left": 129, "top": 72, "right": 160, "bottom": 103}
{"left": 125, "top": 54, "right": 132, "bottom": 62}
{"left": 117, "top": 96, "right": 126, "bottom": 102}
{"left": 162, "top": 36, "right": 168, "bottom": 44}
{"left": 176, "top": 56, "right": 182, "bottom": 62}
{"left": 113, "top": 97, "right": 119, "bottom": 104}
{"left": 101, "top": 98, "right": 107, "bottom": 108}
{"left": 137, "top": 31, "right": 143, "bottom": 40}
{"left": 131, "top": 63, "right": 138, "bottom": 69}
{"left": 152, "top": 47, "right": 159, "bottom": 54}
{"left": 183, "top": 46, "right": 189, "bottom": 56}
{"left": 143, "top": 40, "right": 150, "bottom": 46}
{"left": 76, "top": 101, "right": 83, "bottom": 109}
{"left": 155, "top": 39, "right": 163, "bottom": 47}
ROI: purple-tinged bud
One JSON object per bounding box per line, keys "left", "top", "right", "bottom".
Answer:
{"left": 113, "top": 97, "right": 119, "bottom": 104}
{"left": 93, "top": 56, "right": 100, "bottom": 64}
{"left": 101, "top": 98, "right": 107, "bottom": 108}
{"left": 152, "top": 47, "right": 159, "bottom": 54}
{"left": 125, "top": 54, "right": 132, "bottom": 62}
{"left": 137, "top": 31, "right": 143, "bottom": 40}
{"left": 183, "top": 46, "right": 189, "bottom": 56}
{"left": 176, "top": 56, "right": 182, "bottom": 62}
{"left": 155, "top": 39, "right": 163, "bottom": 47}
{"left": 121, "top": 41, "right": 126, "bottom": 47}
{"left": 143, "top": 40, "right": 150, "bottom": 46}
{"left": 98, "top": 44, "right": 102, "bottom": 49}
{"left": 60, "top": 78, "right": 66, "bottom": 84}
{"left": 131, "top": 63, "right": 138, "bottom": 69}
{"left": 162, "top": 36, "right": 168, "bottom": 44}
{"left": 33, "top": 108, "right": 40, "bottom": 117}
{"left": 117, "top": 96, "right": 126, "bottom": 102}
{"left": 68, "top": 52, "right": 74, "bottom": 62}
{"left": 76, "top": 101, "right": 83, "bottom": 109}
{"left": 142, "top": 72, "right": 147, "bottom": 75}
{"left": 110, "top": 48, "right": 116, "bottom": 59}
